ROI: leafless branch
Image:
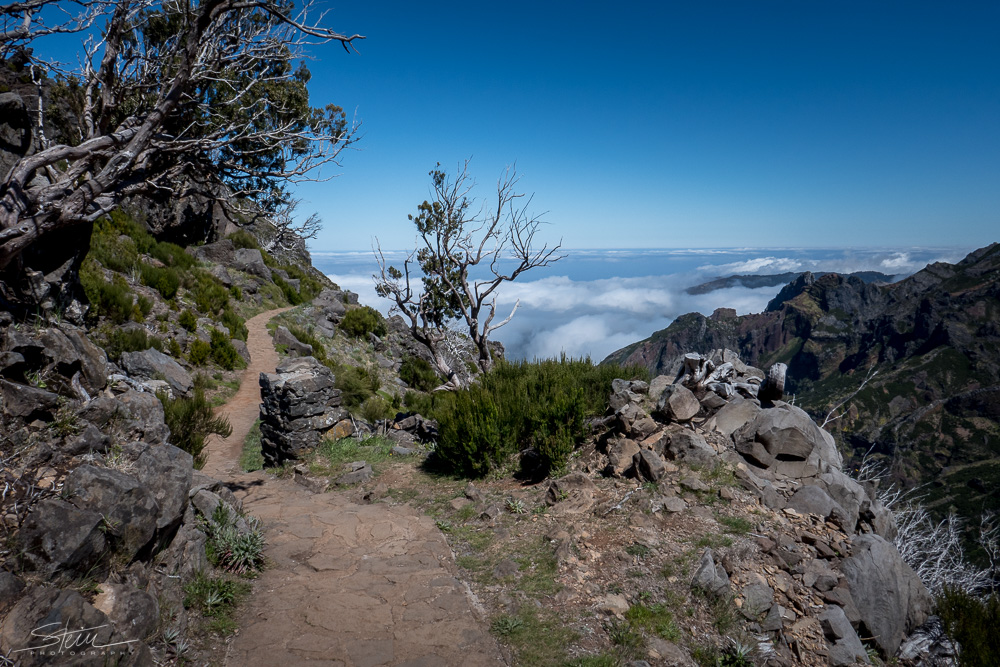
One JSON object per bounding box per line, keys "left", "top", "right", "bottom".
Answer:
{"left": 822, "top": 364, "right": 879, "bottom": 428}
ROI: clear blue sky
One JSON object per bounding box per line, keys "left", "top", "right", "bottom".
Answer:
{"left": 293, "top": 0, "right": 999, "bottom": 252}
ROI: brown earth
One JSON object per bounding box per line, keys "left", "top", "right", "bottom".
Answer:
{"left": 201, "top": 308, "right": 505, "bottom": 666}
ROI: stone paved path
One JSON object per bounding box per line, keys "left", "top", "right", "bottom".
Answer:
{"left": 202, "top": 307, "right": 505, "bottom": 666}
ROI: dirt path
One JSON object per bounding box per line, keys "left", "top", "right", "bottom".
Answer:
{"left": 202, "top": 307, "right": 292, "bottom": 478}
{"left": 201, "top": 307, "right": 505, "bottom": 666}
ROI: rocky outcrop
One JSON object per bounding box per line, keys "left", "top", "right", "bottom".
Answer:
{"left": 120, "top": 347, "right": 194, "bottom": 397}
{"left": 259, "top": 356, "right": 346, "bottom": 465}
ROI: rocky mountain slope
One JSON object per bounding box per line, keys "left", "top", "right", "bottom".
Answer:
{"left": 604, "top": 244, "right": 1000, "bottom": 525}
{"left": 685, "top": 271, "right": 895, "bottom": 295}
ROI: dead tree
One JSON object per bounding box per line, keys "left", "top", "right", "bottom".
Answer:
{"left": 375, "top": 162, "right": 564, "bottom": 387}
{"left": 0, "top": 0, "right": 363, "bottom": 271}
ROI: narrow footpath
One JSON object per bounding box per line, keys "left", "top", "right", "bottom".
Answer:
{"left": 202, "top": 308, "right": 504, "bottom": 666}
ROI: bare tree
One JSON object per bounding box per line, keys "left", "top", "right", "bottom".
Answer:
{"left": 375, "top": 162, "right": 564, "bottom": 388}
{"left": 0, "top": 0, "right": 363, "bottom": 271}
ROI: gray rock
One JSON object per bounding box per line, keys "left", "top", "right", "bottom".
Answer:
{"left": 647, "top": 637, "right": 697, "bottom": 666}
{"left": 64, "top": 465, "right": 159, "bottom": 560}
{"left": 664, "top": 429, "right": 716, "bottom": 465}
{"left": 18, "top": 500, "right": 106, "bottom": 577}
{"left": 634, "top": 449, "right": 667, "bottom": 482}
{"left": 761, "top": 604, "right": 784, "bottom": 632}
{"left": 648, "top": 375, "right": 673, "bottom": 402}
{"left": 545, "top": 472, "right": 598, "bottom": 514}
{"left": 735, "top": 401, "right": 841, "bottom": 478}
{"left": 191, "top": 239, "right": 236, "bottom": 265}
{"left": 336, "top": 462, "right": 373, "bottom": 486}
{"left": 896, "top": 616, "right": 958, "bottom": 665}
{"left": 234, "top": 248, "right": 271, "bottom": 280}
{"left": 841, "top": 534, "right": 933, "bottom": 656}
{"left": 692, "top": 549, "right": 730, "bottom": 597}
{"left": 64, "top": 423, "right": 111, "bottom": 456}
{"left": 132, "top": 442, "right": 193, "bottom": 537}
{"left": 158, "top": 517, "right": 208, "bottom": 579}
{"left": 659, "top": 496, "right": 687, "bottom": 513}
{"left": 819, "top": 605, "right": 870, "bottom": 666}
{"left": 656, "top": 384, "right": 700, "bottom": 422}
{"left": 493, "top": 559, "right": 520, "bottom": 578}
{"left": 0, "top": 379, "right": 61, "bottom": 419}
{"left": 740, "top": 582, "right": 774, "bottom": 618}
{"left": 274, "top": 325, "right": 314, "bottom": 356}
{"left": 77, "top": 390, "right": 170, "bottom": 446}
{"left": 0, "top": 571, "right": 25, "bottom": 615}
{"left": 93, "top": 584, "right": 159, "bottom": 643}
{"left": 706, "top": 397, "right": 762, "bottom": 437}
{"left": 606, "top": 438, "right": 641, "bottom": 476}
{"left": 120, "top": 347, "right": 193, "bottom": 397}
{"left": 786, "top": 485, "right": 851, "bottom": 528}
{"left": 232, "top": 338, "right": 251, "bottom": 365}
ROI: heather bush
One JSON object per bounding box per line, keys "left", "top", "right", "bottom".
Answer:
{"left": 210, "top": 328, "right": 244, "bottom": 371}
{"left": 937, "top": 588, "right": 1000, "bottom": 667}
{"left": 340, "top": 306, "right": 386, "bottom": 339}
{"left": 399, "top": 356, "right": 440, "bottom": 392}
{"left": 160, "top": 387, "right": 232, "bottom": 467}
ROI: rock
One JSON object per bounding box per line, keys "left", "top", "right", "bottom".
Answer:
{"left": 234, "top": 248, "right": 271, "bottom": 280}
{"left": 692, "top": 549, "right": 729, "bottom": 597}
{"left": 679, "top": 475, "right": 709, "bottom": 492}
{"left": 131, "top": 443, "right": 193, "bottom": 538}
{"left": 656, "top": 384, "right": 700, "bottom": 422}
{"left": 647, "top": 637, "right": 698, "bottom": 666}
{"left": 120, "top": 347, "right": 193, "bottom": 397}
{"left": 648, "top": 375, "right": 673, "bottom": 402}
{"left": 634, "top": 449, "right": 667, "bottom": 482}
{"left": 191, "top": 239, "right": 236, "bottom": 265}
{"left": 259, "top": 356, "right": 344, "bottom": 465}
{"left": 600, "top": 593, "right": 630, "bottom": 617}
{"left": 659, "top": 496, "right": 687, "bottom": 513}
{"left": 2, "top": 324, "right": 108, "bottom": 397}
{"left": 545, "top": 472, "right": 598, "bottom": 514}
{"left": 92, "top": 583, "right": 159, "bottom": 643}
{"left": 274, "top": 326, "right": 314, "bottom": 356}
{"left": 761, "top": 604, "right": 784, "bottom": 632}
{"left": 706, "top": 397, "right": 762, "bottom": 437}
{"left": 896, "top": 616, "right": 958, "bottom": 665}
{"left": 493, "top": 559, "right": 520, "bottom": 578}
{"left": 232, "top": 339, "right": 251, "bottom": 365}
{"left": 158, "top": 517, "right": 208, "bottom": 579}
{"left": 759, "top": 363, "right": 787, "bottom": 402}
{"left": 465, "top": 482, "right": 485, "bottom": 504}
{"left": 663, "top": 429, "right": 716, "bottom": 465}
{"left": 64, "top": 465, "right": 159, "bottom": 561}
{"left": 735, "top": 401, "right": 841, "bottom": 478}
{"left": 392, "top": 445, "right": 417, "bottom": 456}
{"left": 64, "top": 423, "right": 111, "bottom": 456}
{"left": 606, "top": 438, "right": 641, "bottom": 476}
{"left": 0, "top": 587, "right": 120, "bottom": 667}
{"left": 819, "top": 605, "right": 870, "bottom": 666}
{"left": 0, "top": 571, "right": 25, "bottom": 615}
{"left": 740, "top": 582, "right": 774, "bottom": 618}
{"left": 18, "top": 500, "right": 106, "bottom": 577}
{"left": 840, "top": 534, "right": 933, "bottom": 656}
{"left": 1, "top": 379, "right": 62, "bottom": 419}
{"left": 822, "top": 587, "right": 862, "bottom": 625}
{"left": 336, "top": 462, "right": 373, "bottom": 486}
{"left": 786, "top": 485, "right": 851, "bottom": 528}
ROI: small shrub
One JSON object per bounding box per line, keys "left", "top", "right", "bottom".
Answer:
{"left": 188, "top": 339, "right": 211, "bottom": 366}
{"left": 240, "top": 420, "right": 264, "bottom": 472}
{"left": 184, "top": 268, "right": 229, "bottom": 315}
{"left": 937, "top": 587, "right": 1000, "bottom": 667}
{"left": 287, "top": 324, "right": 326, "bottom": 359}
{"left": 80, "top": 260, "right": 134, "bottom": 324}
{"left": 221, "top": 307, "right": 248, "bottom": 341}
{"left": 227, "top": 230, "right": 259, "bottom": 250}
{"left": 179, "top": 309, "right": 198, "bottom": 332}
{"left": 167, "top": 337, "right": 183, "bottom": 358}
{"left": 399, "top": 356, "right": 440, "bottom": 392}
{"left": 335, "top": 365, "right": 374, "bottom": 410}
{"left": 104, "top": 327, "right": 162, "bottom": 361}
{"left": 272, "top": 274, "right": 303, "bottom": 305}
{"left": 159, "top": 387, "right": 233, "bottom": 467}
{"left": 151, "top": 241, "right": 195, "bottom": 270}
{"left": 210, "top": 328, "right": 244, "bottom": 371}
{"left": 340, "top": 306, "right": 387, "bottom": 339}
{"left": 360, "top": 395, "right": 393, "bottom": 424}
{"left": 140, "top": 263, "right": 180, "bottom": 300}
{"left": 134, "top": 295, "right": 154, "bottom": 320}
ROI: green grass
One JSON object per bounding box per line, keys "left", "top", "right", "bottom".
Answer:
{"left": 182, "top": 572, "right": 251, "bottom": 636}
{"left": 717, "top": 515, "right": 753, "bottom": 535}
{"left": 624, "top": 602, "right": 681, "bottom": 642}
{"left": 240, "top": 420, "right": 264, "bottom": 472}
{"left": 488, "top": 607, "right": 579, "bottom": 666}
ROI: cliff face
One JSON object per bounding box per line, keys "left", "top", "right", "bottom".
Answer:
{"left": 604, "top": 244, "right": 1000, "bottom": 519}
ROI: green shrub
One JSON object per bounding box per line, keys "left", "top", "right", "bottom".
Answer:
{"left": 272, "top": 274, "right": 303, "bottom": 305}
{"left": 151, "top": 241, "right": 195, "bottom": 270}
{"left": 399, "top": 357, "right": 440, "bottom": 392}
{"left": 432, "top": 357, "right": 649, "bottom": 478}
{"left": 134, "top": 295, "right": 154, "bottom": 320}
{"left": 189, "top": 339, "right": 211, "bottom": 366}
{"left": 287, "top": 324, "right": 326, "bottom": 360}
{"left": 106, "top": 209, "right": 155, "bottom": 253}
{"left": 938, "top": 588, "right": 1000, "bottom": 666}
{"left": 335, "top": 364, "right": 374, "bottom": 410}
{"left": 221, "top": 307, "right": 248, "bottom": 341}
{"left": 185, "top": 268, "right": 230, "bottom": 314}
{"left": 227, "top": 230, "right": 260, "bottom": 250}
{"left": 139, "top": 263, "right": 180, "bottom": 299}
{"left": 210, "top": 328, "right": 244, "bottom": 371}
{"left": 87, "top": 215, "right": 140, "bottom": 273}
{"left": 167, "top": 337, "right": 183, "bottom": 358}
{"left": 360, "top": 395, "right": 394, "bottom": 424}
{"left": 159, "top": 387, "right": 232, "bottom": 467}
{"left": 79, "top": 260, "right": 134, "bottom": 324}
{"left": 340, "top": 306, "right": 387, "bottom": 339}
{"left": 279, "top": 263, "right": 325, "bottom": 300}
{"left": 179, "top": 309, "right": 198, "bottom": 332}
{"left": 104, "top": 327, "right": 162, "bottom": 361}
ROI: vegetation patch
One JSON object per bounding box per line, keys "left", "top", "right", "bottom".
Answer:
{"left": 159, "top": 386, "right": 233, "bottom": 468}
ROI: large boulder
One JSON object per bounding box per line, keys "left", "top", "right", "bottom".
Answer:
{"left": 274, "top": 326, "right": 313, "bottom": 357}
{"left": 131, "top": 442, "right": 194, "bottom": 540}
{"left": 545, "top": 473, "right": 599, "bottom": 514}
{"left": 662, "top": 428, "right": 716, "bottom": 465}
{"left": 120, "top": 347, "right": 193, "bottom": 397}
{"left": 705, "top": 397, "right": 762, "bottom": 438}
{"left": 656, "top": 384, "right": 700, "bottom": 422}
{"left": 735, "top": 402, "right": 841, "bottom": 478}
{"left": 1, "top": 323, "right": 107, "bottom": 398}
{"left": 18, "top": 500, "right": 107, "bottom": 577}
{"left": 259, "top": 356, "right": 344, "bottom": 465}
{"left": 190, "top": 239, "right": 236, "bottom": 265}
{"left": 234, "top": 248, "right": 271, "bottom": 280}
{"left": 840, "top": 534, "right": 933, "bottom": 656}
{"left": 64, "top": 465, "right": 160, "bottom": 561}
{"left": 77, "top": 390, "right": 170, "bottom": 445}
{"left": 819, "top": 605, "right": 870, "bottom": 666}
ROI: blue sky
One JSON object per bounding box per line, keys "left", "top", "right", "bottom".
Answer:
{"left": 291, "top": 0, "right": 999, "bottom": 251}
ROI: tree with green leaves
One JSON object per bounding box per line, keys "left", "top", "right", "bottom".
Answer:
{"left": 0, "top": 0, "right": 362, "bottom": 272}
{"left": 375, "top": 162, "right": 563, "bottom": 388}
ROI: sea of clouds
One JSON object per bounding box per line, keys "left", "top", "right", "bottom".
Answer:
{"left": 312, "top": 247, "right": 971, "bottom": 362}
